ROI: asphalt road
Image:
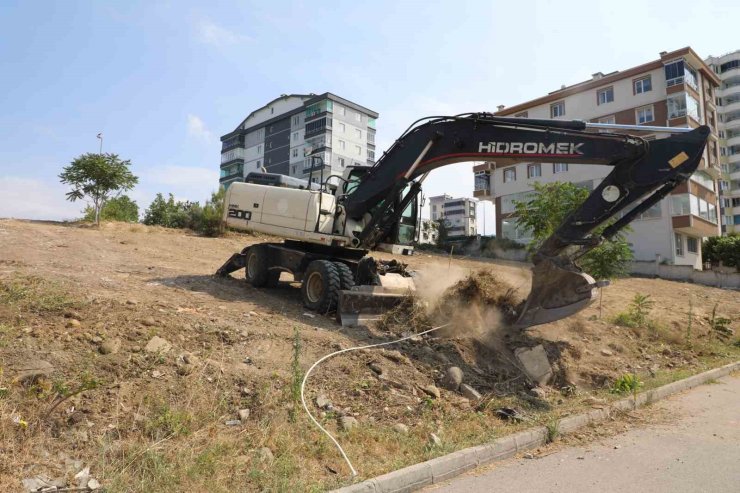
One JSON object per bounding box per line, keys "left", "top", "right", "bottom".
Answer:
{"left": 427, "top": 374, "right": 740, "bottom": 493}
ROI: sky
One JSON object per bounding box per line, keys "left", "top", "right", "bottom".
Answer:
{"left": 0, "top": 0, "right": 737, "bottom": 235}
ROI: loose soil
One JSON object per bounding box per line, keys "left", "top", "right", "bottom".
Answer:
{"left": 0, "top": 219, "right": 737, "bottom": 492}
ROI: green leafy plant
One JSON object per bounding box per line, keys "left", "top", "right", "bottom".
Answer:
{"left": 708, "top": 304, "right": 734, "bottom": 343}
{"left": 83, "top": 194, "right": 139, "bottom": 222}
{"left": 59, "top": 153, "right": 138, "bottom": 225}
{"left": 611, "top": 373, "right": 643, "bottom": 395}
{"left": 513, "top": 182, "right": 633, "bottom": 281}
{"left": 143, "top": 188, "right": 225, "bottom": 237}
{"left": 613, "top": 293, "right": 654, "bottom": 329}
{"left": 545, "top": 419, "right": 560, "bottom": 444}
{"left": 702, "top": 233, "right": 740, "bottom": 270}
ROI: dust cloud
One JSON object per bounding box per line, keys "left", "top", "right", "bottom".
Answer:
{"left": 412, "top": 261, "right": 471, "bottom": 304}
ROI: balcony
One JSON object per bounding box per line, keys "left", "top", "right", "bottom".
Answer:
{"left": 672, "top": 215, "right": 720, "bottom": 237}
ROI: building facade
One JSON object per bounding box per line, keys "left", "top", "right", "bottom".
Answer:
{"left": 706, "top": 50, "right": 740, "bottom": 234}
{"left": 219, "top": 93, "right": 378, "bottom": 189}
{"left": 474, "top": 47, "right": 721, "bottom": 269}
{"left": 429, "top": 194, "right": 478, "bottom": 237}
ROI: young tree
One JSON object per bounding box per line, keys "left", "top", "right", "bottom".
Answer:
{"left": 60, "top": 153, "right": 138, "bottom": 225}
{"left": 513, "top": 181, "right": 633, "bottom": 280}
{"left": 83, "top": 195, "right": 139, "bottom": 223}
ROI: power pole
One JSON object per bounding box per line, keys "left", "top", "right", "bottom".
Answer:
{"left": 97, "top": 133, "right": 103, "bottom": 154}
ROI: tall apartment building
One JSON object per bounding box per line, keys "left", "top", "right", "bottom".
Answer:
{"left": 706, "top": 50, "right": 740, "bottom": 234}
{"left": 473, "top": 47, "right": 721, "bottom": 269}
{"left": 219, "top": 93, "right": 378, "bottom": 189}
{"left": 429, "top": 194, "right": 478, "bottom": 237}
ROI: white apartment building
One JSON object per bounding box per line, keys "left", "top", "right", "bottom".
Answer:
{"left": 429, "top": 194, "right": 478, "bottom": 237}
{"left": 474, "top": 47, "right": 721, "bottom": 269}
{"left": 219, "top": 93, "right": 378, "bottom": 188}
{"left": 706, "top": 50, "right": 740, "bottom": 234}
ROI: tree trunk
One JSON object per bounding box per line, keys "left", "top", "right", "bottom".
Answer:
{"left": 94, "top": 200, "right": 101, "bottom": 226}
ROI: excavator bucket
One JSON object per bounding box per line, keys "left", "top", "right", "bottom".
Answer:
{"left": 515, "top": 257, "right": 606, "bottom": 329}
{"left": 337, "top": 273, "right": 415, "bottom": 326}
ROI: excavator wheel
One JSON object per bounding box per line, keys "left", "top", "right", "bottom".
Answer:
{"left": 333, "top": 262, "right": 356, "bottom": 290}
{"left": 265, "top": 269, "right": 281, "bottom": 288}
{"left": 301, "top": 260, "right": 341, "bottom": 313}
{"left": 245, "top": 245, "right": 270, "bottom": 287}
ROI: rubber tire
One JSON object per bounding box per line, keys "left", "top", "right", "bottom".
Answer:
{"left": 245, "top": 245, "right": 270, "bottom": 287}
{"left": 301, "top": 260, "right": 341, "bottom": 313}
{"left": 266, "top": 269, "right": 281, "bottom": 288}
{"left": 333, "top": 262, "right": 356, "bottom": 290}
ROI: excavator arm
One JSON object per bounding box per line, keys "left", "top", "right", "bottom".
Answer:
{"left": 341, "top": 113, "right": 710, "bottom": 328}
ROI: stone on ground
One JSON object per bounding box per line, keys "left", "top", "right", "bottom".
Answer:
{"left": 514, "top": 345, "right": 553, "bottom": 386}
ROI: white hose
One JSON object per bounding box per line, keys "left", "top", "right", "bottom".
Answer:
{"left": 300, "top": 323, "right": 451, "bottom": 477}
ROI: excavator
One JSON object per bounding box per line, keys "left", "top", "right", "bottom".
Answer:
{"left": 216, "top": 114, "right": 710, "bottom": 328}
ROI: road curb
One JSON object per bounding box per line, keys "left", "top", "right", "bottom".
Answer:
{"left": 332, "top": 361, "right": 740, "bottom": 493}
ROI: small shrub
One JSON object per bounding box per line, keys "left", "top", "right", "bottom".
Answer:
{"left": 611, "top": 374, "right": 643, "bottom": 394}
{"left": 145, "top": 405, "right": 193, "bottom": 440}
{"left": 708, "top": 304, "right": 734, "bottom": 343}
{"left": 545, "top": 420, "right": 560, "bottom": 444}
{"left": 612, "top": 293, "right": 654, "bottom": 329}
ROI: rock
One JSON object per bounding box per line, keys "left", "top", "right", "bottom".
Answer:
{"left": 248, "top": 311, "right": 258, "bottom": 317}
{"left": 600, "top": 348, "right": 614, "bottom": 357}
{"left": 91, "top": 335, "right": 103, "bottom": 344}
{"left": 339, "top": 416, "right": 358, "bottom": 431}
{"left": 126, "top": 299, "right": 138, "bottom": 305}
{"left": 315, "top": 394, "right": 332, "bottom": 410}
{"left": 66, "top": 319, "right": 81, "bottom": 328}
{"left": 238, "top": 409, "right": 250, "bottom": 421}
{"left": 514, "top": 345, "right": 553, "bottom": 386}
{"left": 23, "top": 474, "right": 66, "bottom": 491}
{"left": 422, "top": 385, "right": 441, "bottom": 399}
{"left": 99, "top": 338, "right": 121, "bottom": 355}
{"left": 368, "top": 362, "right": 383, "bottom": 375}
{"left": 428, "top": 433, "right": 442, "bottom": 447}
{"left": 584, "top": 396, "right": 607, "bottom": 406}
{"left": 441, "top": 366, "right": 464, "bottom": 391}
{"left": 151, "top": 369, "right": 164, "bottom": 378}
{"left": 224, "top": 419, "right": 241, "bottom": 426}
{"left": 15, "top": 359, "right": 54, "bottom": 385}
{"left": 529, "top": 387, "right": 547, "bottom": 399}
{"left": 459, "top": 383, "right": 482, "bottom": 401}
{"left": 87, "top": 478, "right": 102, "bottom": 490}
{"left": 141, "top": 317, "right": 157, "bottom": 327}
{"left": 392, "top": 423, "right": 409, "bottom": 434}
{"left": 383, "top": 350, "right": 411, "bottom": 365}
{"left": 256, "top": 447, "right": 274, "bottom": 462}
{"left": 145, "top": 336, "right": 171, "bottom": 354}
{"left": 64, "top": 310, "right": 81, "bottom": 319}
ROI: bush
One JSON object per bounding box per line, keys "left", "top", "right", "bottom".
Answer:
{"left": 83, "top": 195, "right": 139, "bottom": 222}
{"left": 702, "top": 234, "right": 740, "bottom": 270}
{"left": 613, "top": 293, "right": 654, "bottom": 328}
{"left": 143, "top": 188, "right": 225, "bottom": 237}
{"left": 611, "top": 374, "right": 642, "bottom": 394}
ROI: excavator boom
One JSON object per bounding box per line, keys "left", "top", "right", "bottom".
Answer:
{"left": 339, "top": 114, "right": 710, "bottom": 328}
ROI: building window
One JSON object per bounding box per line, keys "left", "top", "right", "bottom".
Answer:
{"left": 355, "top": 112, "right": 362, "bottom": 122}
{"left": 527, "top": 164, "right": 541, "bottom": 178}
{"left": 270, "top": 107, "right": 274, "bottom": 114}
{"left": 355, "top": 128, "right": 362, "bottom": 139}
{"left": 503, "top": 167, "right": 516, "bottom": 182}
{"left": 636, "top": 105, "right": 654, "bottom": 124}
{"left": 339, "top": 123, "right": 345, "bottom": 133}
{"left": 268, "top": 142, "right": 272, "bottom": 149}
{"left": 338, "top": 157, "right": 345, "bottom": 168}
{"left": 292, "top": 148, "right": 298, "bottom": 158}
{"left": 675, "top": 233, "right": 684, "bottom": 256}
{"left": 257, "top": 145, "right": 262, "bottom": 154}
{"left": 687, "top": 236, "right": 698, "bottom": 254}
{"left": 553, "top": 163, "right": 568, "bottom": 174}
{"left": 665, "top": 60, "right": 685, "bottom": 87}
{"left": 634, "top": 76, "right": 652, "bottom": 94}
{"left": 368, "top": 132, "right": 375, "bottom": 143}
{"left": 368, "top": 149, "right": 375, "bottom": 160}
{"left": 339, "top": 140, "right": 346, "bottom": 150}
{"left": 597, "top": 115, "right": 615, "bottom": 124}
{"left": 515, "top": 111, "right": 528, "bottom": 118}
{"left": 256, "top": 160, "right": 262, "bottom": 168}
{"left": 355, "top": 145, "right": 362, "bottom": 155}
{"left": 293, "top": 131, "right": 299, "bottom": 141}
{"left": 293, "top": 115, "right": 300, "bottom": 125}
{"left": 292, "top": 165, "right": 296, "bottom": 174}
{"left": 337, "top": 105, "right": 346, "bottom": 116}
{"left": 550, "top": 101, "right": 565, "bottom": 118}
{"left": 597, "top": 86, "right": 614, "bottom": 105}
